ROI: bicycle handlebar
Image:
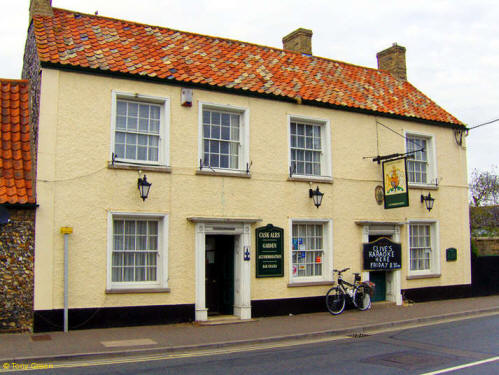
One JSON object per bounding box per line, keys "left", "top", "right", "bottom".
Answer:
{"left": 333, "top": 268, "right": 350, "bottom": 274}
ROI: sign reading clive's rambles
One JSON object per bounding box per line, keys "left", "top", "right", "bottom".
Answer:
{"left": 382, "top": 157, "right": 409, "bottom": 209}
{"left": 256, "top": 224, "right": 284, "bottom": 278}
{"left": 363, "top": 237, "right": 402, "bottom": 270}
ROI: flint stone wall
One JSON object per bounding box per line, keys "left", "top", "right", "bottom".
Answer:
{"left": 0, "top": 208, "right": 35, "bottom": 332}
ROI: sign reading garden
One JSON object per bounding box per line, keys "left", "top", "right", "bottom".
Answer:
{"left": 256, "top": 224, "right": 284, "bottom": 278}
{"left": 363, "top": 237, "right": 402, "bottom": 271}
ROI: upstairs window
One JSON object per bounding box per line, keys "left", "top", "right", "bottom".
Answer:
{"left": 111, "top": 92, "right": 169, "bottom": 166}
{"left": 406, "top": 133, "right": 436, "bottom": 185}
{"left": 289, "top": 116, "right": 331, "bottom": 179}
{"left": 203, "top": 109, "right": 240, "bottom": 169}
{"left": 199, "top": 103, "right": 249, "bottom": 172}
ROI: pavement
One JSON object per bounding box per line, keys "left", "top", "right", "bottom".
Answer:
{"left": 0, "top": 295, "right": 498, "bottom": 364}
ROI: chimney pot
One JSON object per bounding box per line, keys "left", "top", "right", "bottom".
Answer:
{"left": 376, "top": 43, "right": 407, "bottom": 81}
{"left": 282, "top": 28, "right": 313, "bottom": 55}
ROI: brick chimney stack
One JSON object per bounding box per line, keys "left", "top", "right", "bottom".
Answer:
{"left": 282, "top": 28, "right": 313, "bottom": 55}
{"left": 376, "top": 43, "right": 407, "bottom": 81}
{"left": 29, "top": 0, "right": 53, "bottom": 23}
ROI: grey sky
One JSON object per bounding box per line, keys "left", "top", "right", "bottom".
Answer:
{"left": 2, "top": 0, "right": 498, "bottom": 174}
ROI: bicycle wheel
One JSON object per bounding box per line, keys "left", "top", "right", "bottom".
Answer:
{"left": 326, "top": 287, "right": 345, "bottom": 315}
{"left": 353, "top": 285, "right": 371, "bottom": 311}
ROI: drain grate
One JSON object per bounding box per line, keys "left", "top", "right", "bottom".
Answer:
{"left": 348, "top": 332, "right": 370, "bottom": 338}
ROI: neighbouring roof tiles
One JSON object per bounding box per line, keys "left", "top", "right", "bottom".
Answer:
{"left": 33, "top": 8, "right": 463, "bottom": 126}
{"left": 0, "top": 79, "right": 34, "bottom": 205}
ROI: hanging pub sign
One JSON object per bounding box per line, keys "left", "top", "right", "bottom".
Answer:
{"left": 256, "top": 224, "right": 284, "bottom": 278}
{"left": 363, "top": 237, "right": 402, "bottom": 270}
{"left": 382, "top": 157, "right": 409, "bottom": 209}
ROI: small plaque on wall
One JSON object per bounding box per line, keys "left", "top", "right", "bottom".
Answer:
{"left": 446, "top": 248, "right": 457, "bottom": 261}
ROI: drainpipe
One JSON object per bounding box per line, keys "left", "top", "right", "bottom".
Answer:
{"left": 60, "top": 227, "right": 73, "bottom": 332}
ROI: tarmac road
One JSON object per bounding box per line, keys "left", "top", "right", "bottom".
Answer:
{"left": 2, "top": 315, "right": 498, "bottom": 374}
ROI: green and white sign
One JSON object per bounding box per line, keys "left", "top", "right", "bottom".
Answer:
{"left": 256, "top": 224, "right": 284, "bottom": 278}
{"left": 383, "top": 157, "right": 409, "bottom": 209}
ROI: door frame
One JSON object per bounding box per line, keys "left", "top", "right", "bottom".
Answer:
{"left": 191, "top": 219, "right": 257, "bottom": 321}
{"left": 359, "top": 222, "right": 403, "bottom": 305}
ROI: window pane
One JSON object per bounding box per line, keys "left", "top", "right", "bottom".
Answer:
{"left": 139, "top": 104, "right": 149, "bottom": 119}
{"left": 221, "top": 113, "right": 230, "bottom": 126}
{"left": 211, "top": 125, "right": 220, "bottom": 139}
{"left": 210, "top": 140, "right": 220, "bottom": 154}
{"left": 117, "top": 101, "right": 127, "bottom": 116}
{"left": 116, "top": 116, "right": 126, "bottom": 130}
{"left": 150, "top": 106, "right": 160, "bottom": 119}
{"left": 139, "top": 118, "right": 148, "bottom": 132}
{"left": 231, "top": 126, "right": 239, "bottom": 141}
{"left": 128, "top": 103, "right": 138, "bottom": 117}
{"left": 231, "top": 114, "right": 239, "bottom": 127}
{"left": 203, "top": 110, "right": 211, "bottom": 124}
{"left": 211, "top": 112, "right": 220, "bottom": 125}
{"left": 127, "top": 116, "right": 137, "bottom": 131}
{"left": 221, "top": 126, "right": 230, "bottom": 140}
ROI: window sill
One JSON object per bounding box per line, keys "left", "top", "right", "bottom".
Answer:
{"left": 196, "top": 169, "right": 251, "bottom": 178}
{"left": 406, "top": 273, "right": 441, "bottom": 280}
{"left": 408, "top": 183, "right": 438, "bottom": 190}
{"left": 105, "top": 288, "right": 171, "bottom": 294}
{"left": 108, "top": 162, "right": 171, "bottom": 173}
{"left": 288, "top": 176, "right": 333, "bottom": 184}
{"left": 287, "top": 281, "right": 335, "bottom": 288}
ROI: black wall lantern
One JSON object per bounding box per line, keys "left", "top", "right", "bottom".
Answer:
{"left": 138, "top": 174, "right": 152, "bottom": 201}
{"left": 421, "top": 192, "right": 435, "bottom": 212}
{"left": 309, "top": 186, "right": 324, "bottom": 208}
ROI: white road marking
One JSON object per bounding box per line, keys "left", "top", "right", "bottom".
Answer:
{"left": 420, "top": 356, "right": 499, "bottom": 375}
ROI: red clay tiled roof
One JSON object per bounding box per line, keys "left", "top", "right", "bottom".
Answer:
{"left": 33, "top": 8, "right": 462, "bottom": 126}
{"left": 0, "top": 79, "right": 34, "bottom": 205}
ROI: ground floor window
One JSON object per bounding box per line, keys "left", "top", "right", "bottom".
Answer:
{"left": 108, "top": 213, "right": 168, "bottom": 289}
{"left": 290, "top": 220, "right": 332, "bottom": 282}
{"left": 408, "top": 221, "right": 439, "bottom": 276}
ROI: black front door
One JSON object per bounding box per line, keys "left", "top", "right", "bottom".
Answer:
{"left": 205, "top": 235, "right": 234, "bottom": 316}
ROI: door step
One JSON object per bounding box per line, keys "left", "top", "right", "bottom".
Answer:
{"left": 197, "top": 315, "right": 256, "bottom": 326}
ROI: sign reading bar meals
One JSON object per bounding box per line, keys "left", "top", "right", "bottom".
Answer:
{"left": 382, "top": 157, "right": 409, "bottom": 209}
{"left": 363, "top": 237, "right": 402, "bottom": 271}
{"left": 256, "top": 224, "right": 284, "bottom": 278}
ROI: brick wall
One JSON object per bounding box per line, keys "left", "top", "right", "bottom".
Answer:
{"left": 0, "top": 208, "right": 35, "bottom": 332}
{"left": 473, "top": 237, "right": 499, "bottom": 256}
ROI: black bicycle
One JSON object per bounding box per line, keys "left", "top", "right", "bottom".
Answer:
{"left": 325, "top": 268, "right": 375, "bottom": 315}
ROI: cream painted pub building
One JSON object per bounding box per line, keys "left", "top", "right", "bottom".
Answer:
{"left": 25, "top": 1, "right": 471, "bottom": 330}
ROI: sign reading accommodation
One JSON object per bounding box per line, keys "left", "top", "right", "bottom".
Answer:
{"left": 382, "top": 157, "right": 409, "bottom": 209}
{"left": 256, "top": 224, "right": 284, "bottom": 278}
{"left": 363, "top": 237, "right": 402, "bottom": 270}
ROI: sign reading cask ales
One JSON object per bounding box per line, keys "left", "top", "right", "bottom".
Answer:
{"left": 256, "top": 224, "right": 284, "bottom": 278}
{"left": 363, "top": 237, "right": 402, "bottom": 270}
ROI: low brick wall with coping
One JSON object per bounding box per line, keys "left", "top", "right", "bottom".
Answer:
{"left": 473, "top": 237, "right": 499, "bottom": 256}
